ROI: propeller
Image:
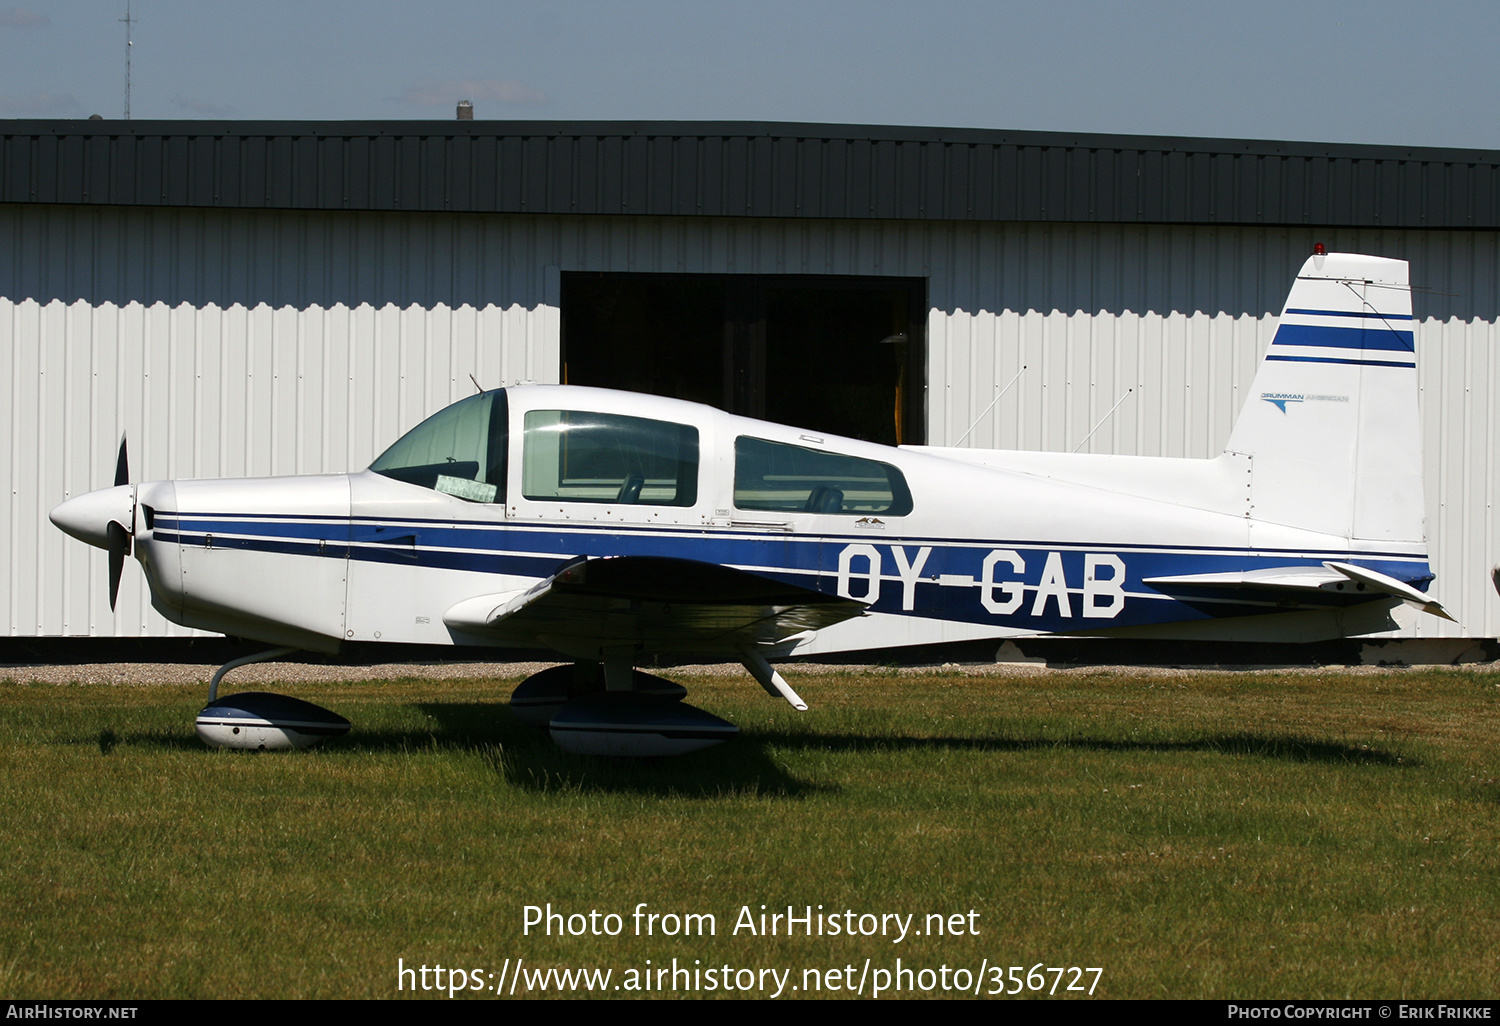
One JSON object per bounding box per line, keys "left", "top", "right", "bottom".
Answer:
{"left": 49, "top": 435, "right": 140, "bottom": 613}
{"left": 107, "top": 437, "right": 134, "bottom": 611}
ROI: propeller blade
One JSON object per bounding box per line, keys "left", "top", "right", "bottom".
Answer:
{"left": 114, "top": 437, "right": 129, "bottom": 488}
{"left": 106, "top": 520, "right": 131, "bottom": 612}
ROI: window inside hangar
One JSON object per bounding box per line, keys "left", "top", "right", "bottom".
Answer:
{"left": 560, "top": 275, "right": 926, "bottom": 446}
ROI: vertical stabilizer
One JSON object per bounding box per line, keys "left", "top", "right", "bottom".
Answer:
{"left": 1224, "top": 252, "right": 1423, "bottom": 544}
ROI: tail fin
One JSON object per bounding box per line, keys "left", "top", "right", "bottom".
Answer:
{"left": 1224, "top": 252, "right": 1423, "bottom": 545}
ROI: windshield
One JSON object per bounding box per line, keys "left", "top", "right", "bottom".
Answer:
{"left": 369, "top": 390, "right": 509, "bottom": 503}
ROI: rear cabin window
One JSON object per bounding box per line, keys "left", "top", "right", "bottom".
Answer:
{"left": 733, "top": 436, "right": 913, "bottom": 515}
{"left": 369, "top": 390, "right": 508, "bottom": 503}
{"left": 522, "top": 411, "right": 699, "bottom": 507}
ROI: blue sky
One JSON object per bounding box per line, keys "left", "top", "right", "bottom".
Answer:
{"left": 2, "top": 0, "right": 1497, "bottom": 149}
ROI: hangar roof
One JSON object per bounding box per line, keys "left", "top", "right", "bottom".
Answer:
{"left": 3, "top": 119, "right": 1498, "bottom": 228}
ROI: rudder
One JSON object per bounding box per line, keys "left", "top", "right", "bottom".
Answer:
{"left": 1223, "top": 251, "right": 1423, "bottom": 544}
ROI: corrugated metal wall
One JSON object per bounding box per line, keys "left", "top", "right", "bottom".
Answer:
{"left": 3, "top": 203, "right": 1495, "bottom": 640}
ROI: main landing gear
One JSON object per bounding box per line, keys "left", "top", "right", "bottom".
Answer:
{"left": 510, "top": 650, "right": 807, "bottom": 758}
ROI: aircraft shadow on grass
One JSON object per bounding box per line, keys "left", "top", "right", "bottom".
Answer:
{"left": 745, "top": 729, "right": 1413, "bottom": 767}
{"left": 105, "top": 702, "right": 826, "bottom": 797}
{"left": 106, "top": 702, "right": 1414, "bottom": 799}
{"left": 410, "top": 703, "right": 1417, "bottom": 773}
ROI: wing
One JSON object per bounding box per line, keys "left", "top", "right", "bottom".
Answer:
{"left": 443, "top": 555, "right": 867, "bottom": 657}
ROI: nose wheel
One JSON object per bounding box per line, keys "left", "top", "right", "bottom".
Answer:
{"left": 194, "top": 647, "right": 350, "bottom": 750}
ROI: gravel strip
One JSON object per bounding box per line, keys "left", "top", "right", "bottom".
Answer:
{"left": 0, "top": 659, "right": 1491, "bottom": 686}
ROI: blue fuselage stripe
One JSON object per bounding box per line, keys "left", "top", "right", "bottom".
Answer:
{"left": 152, "top": 513, "right": 1418, "bottom": 561}
{"left": 152, "top": 513, "right": 1433, "bottom": 635}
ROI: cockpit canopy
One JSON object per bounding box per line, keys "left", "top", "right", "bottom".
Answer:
{"left": 369, "top": 388, "right": 911, "bottom": 516}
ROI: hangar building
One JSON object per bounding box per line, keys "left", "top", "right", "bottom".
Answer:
{"left": 2, "top": 119, "right": 1497, "bottom": 656}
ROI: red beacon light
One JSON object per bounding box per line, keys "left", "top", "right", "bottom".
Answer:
{"left": 1313, "top": 243, "right": 1326, "bottom": 255}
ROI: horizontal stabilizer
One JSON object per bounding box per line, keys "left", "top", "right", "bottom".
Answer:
{"left": 1144, "top": 561, "right": 1452, "bottom": 621}
{"left": 444, "top": 555, "right": 866, "bottom": 657}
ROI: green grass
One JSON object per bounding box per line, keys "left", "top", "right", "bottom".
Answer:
{"left": 1, "top": 667, "right": 1497, "bottom": 999}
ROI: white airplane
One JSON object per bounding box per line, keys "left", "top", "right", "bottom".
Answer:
{"left": 50, "top": 249, "right": 1451, "bottom": 756}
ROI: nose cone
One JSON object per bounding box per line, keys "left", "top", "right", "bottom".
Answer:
{"left": 50, "top": 485, "right": 134, "bottom": 549}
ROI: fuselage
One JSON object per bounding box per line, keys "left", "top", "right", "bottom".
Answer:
{"left": 73, "top": 385, "right": 1429, "bottom": 658}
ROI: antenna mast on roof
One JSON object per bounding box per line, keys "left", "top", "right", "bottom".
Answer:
{"left": 120, "top": 2, "right": 135, "bottom": 119}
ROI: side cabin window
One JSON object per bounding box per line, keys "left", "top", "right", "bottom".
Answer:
{"left": 734, "top": 436, "right": 913, "bottom": 515}
{"left": 369, "top": 390, "right": 508, "bottom": 503}
{"left": 522, "top": 411, "right": 699, "bottom": 507}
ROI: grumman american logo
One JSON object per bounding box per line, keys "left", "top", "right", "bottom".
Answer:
{"left": 1261, "top": 392, "right": 1350, "bottom": 413}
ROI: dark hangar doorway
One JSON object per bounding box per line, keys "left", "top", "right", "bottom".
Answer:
{"left": 560, "top": 274, "right": 927, "bottom": 446}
